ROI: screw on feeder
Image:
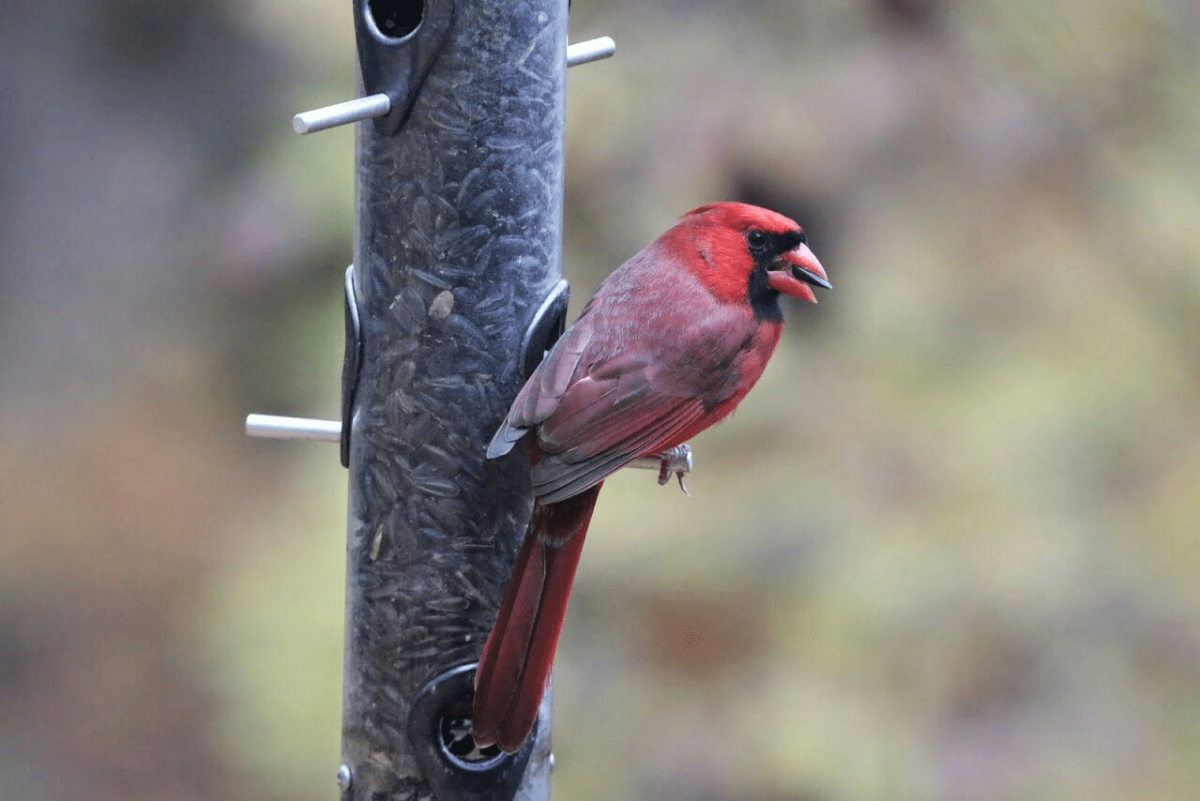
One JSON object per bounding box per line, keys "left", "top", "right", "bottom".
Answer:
{"left": 290, "top": 36, "right": 616, "bottom": 135}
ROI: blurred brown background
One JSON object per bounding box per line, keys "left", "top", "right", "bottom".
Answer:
{"left": 3, "top": 1, "right": 1198, "bottom": 799}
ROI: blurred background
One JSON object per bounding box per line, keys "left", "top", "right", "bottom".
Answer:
{"left": 3, "top": 0, "right": 1199, "bottom": 798}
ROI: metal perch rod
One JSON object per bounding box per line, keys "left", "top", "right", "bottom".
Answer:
{"left": 245, "top": 413, "right": 691, "bottom": 475}
{"left": 292, "top": 37, "right": 617, "bottom": 135}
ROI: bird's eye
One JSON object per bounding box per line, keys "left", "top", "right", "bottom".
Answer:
{"left": 746, "top": 230, "right": 769, "bottom": 250}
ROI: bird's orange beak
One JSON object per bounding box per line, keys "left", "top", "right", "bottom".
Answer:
{"left": 768, "top": 243, "right": 830, "bottom": 303}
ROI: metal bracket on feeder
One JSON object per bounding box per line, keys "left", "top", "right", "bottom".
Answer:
{"left": 340, "top": 265, "right": 363, "bottom": 468}
{"left": 292, "top": 37, "right": 616, "bottom": 135}
{"left": 519, "top": 279, "right": 570, "bottom": 380}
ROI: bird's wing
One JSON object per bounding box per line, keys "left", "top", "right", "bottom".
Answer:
{"left": 487, "top": 309, "right": 717, "bottom": 502}
{"left": 486, "top": 319, "right": 595, "bottom": 459}
{"left": 533, "top": 393, "right": 708, "bottom": 503}
{"left": 488, "top": 262, "right": 759, "bottom": 503}
{"left": 527, "top": 333, "right": 726, "bottom": 503}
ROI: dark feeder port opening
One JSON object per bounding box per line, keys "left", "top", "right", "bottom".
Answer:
{"left": 440, "top": 714, "right": 505, "bottom": 768}
{"left": 367, "top": 0, "right": 424, "bottom": 41}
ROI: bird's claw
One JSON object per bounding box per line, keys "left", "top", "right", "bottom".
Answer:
{"left": 654, "top": 444, "right": 693, "bottom": 496}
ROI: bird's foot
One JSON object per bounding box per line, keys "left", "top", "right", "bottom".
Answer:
{"left": 654, "top": 444, "right": 693, "bottom": 496}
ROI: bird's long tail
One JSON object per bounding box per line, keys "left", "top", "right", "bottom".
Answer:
{"left": 471, "top": 483, "right": 603, "bottom": 753}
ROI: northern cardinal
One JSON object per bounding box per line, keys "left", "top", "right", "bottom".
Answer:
{"left": 472, "top": 202, "right": 829, "bottom": 752}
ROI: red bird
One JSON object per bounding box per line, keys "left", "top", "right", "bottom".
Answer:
{"left": 471, "top": 202, "right": 829, "bottom": 752}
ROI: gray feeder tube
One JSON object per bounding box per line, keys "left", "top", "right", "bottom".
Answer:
{"left": 337, "top": 0, "right": 568, "bottom": 798}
